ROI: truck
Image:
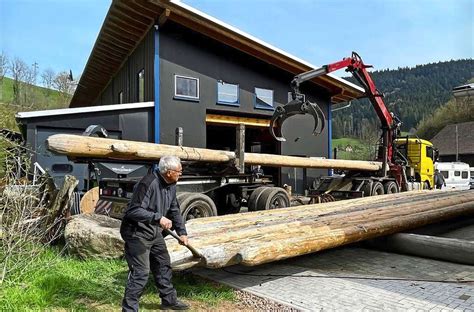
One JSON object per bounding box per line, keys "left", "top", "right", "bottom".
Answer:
{"left": 269, "top": 52, "right": 437, "bottom": 199}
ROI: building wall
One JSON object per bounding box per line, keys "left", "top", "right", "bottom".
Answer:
{"left": 90, "top": 21, "right": 334, "bottom": 192}
{"left": 158, "top": 22, "right": 332, "bottom": 190}
{"left": 159, "top": 22, "right": 330, "bottom": 147}
{"left": 93, "top": 29, "right": 155, "bottom": 106}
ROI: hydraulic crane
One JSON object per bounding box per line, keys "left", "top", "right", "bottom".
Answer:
{"left": 270, "top": 52, "right": 434, "bottom": 196}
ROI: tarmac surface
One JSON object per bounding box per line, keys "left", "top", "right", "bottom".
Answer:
{"left": 195, "top": 246, "right": 474, "bottom": 311}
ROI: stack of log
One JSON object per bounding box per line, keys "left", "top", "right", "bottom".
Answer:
{"left": 166, "top": 190, "right": 474, "bottom": 270}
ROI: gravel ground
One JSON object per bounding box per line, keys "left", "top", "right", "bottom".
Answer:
{"left": 235, "top": 289, "right": 301, "bottom": 311}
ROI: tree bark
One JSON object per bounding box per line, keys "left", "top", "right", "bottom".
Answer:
{"left": 47, "top": 134, "right": 382, "bottom": 171}
{"left": 163, "top": 190, "right": 474, "bottom": 270}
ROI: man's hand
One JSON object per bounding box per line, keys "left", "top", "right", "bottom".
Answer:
{"left": 179, "top": 235, "right": 188, "bottom": 246}
{"left": 160, "top": 216, "right": 172, "bottom": 230}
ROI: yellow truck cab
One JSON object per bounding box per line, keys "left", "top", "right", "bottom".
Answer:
{"left": 394, "top": 138, "right": 436, "bottom": 189}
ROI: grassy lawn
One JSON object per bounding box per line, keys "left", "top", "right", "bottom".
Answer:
{"left": 332, "top": 137, "right": 374, "bottom": 161}
{"left": 0, "top": 246, "right": 236, "bottom": 311}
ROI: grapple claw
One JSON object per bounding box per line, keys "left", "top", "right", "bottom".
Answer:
{"left": 269, "top": 99, "right": 326, "bottom": 142}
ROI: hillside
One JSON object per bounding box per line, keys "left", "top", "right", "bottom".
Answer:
{"left": 332, "top": 59, "right": 473, "bottom": 139}
{"left": 0, "top": 76, "right": 69, "bottom": 131}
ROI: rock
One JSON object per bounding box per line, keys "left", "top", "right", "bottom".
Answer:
{"left": 64, "top": 214, "right": 124, "bottom": 259}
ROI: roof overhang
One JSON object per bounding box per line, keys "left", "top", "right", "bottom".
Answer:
{"left": 70, "top": 0, "right": 364, "bottom": 108}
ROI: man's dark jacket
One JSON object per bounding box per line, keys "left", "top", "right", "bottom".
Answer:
{"left": 120, "top": 170, "right": 187, "bottom": 239}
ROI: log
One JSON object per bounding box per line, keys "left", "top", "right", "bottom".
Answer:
{"left": 367, "top": 233, "right": 474, "bottom": 265}
{"left": 162, "top": 190, "right": 474, "bottom": 270}
{"left": 46, "top": 134, "right": 382, "bottom": 171}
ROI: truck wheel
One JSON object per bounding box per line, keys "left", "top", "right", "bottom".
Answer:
{"left": 178, "top": 193, "right": 217, "bottom": 221}
{"left": 371, "top": 182, "right": 384, "bottom": 196}
{"left": 216, "top": 192, "right": 242, "bottom": 214}
{"left": 383, "top": 181, "right": 399, "bottom": 194}
{"left": 256, "top": 187, "right": 290, "bottom": 210}
{"left": 248, "top": 186, "right": 269, "bottom": 211}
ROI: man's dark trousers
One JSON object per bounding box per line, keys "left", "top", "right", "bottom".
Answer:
{"left": 122, "top": 233, "right": 176, "bottom": 312}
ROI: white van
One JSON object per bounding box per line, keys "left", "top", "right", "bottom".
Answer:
{"left": 435, "top": 162, "right": 471, "bottom": 190}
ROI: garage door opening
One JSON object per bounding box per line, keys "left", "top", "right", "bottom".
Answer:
{"left": 206, "top": 120, "right": 280, "bottom": 184}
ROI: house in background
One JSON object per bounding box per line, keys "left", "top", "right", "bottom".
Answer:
{"left": 68, "top": 0, "right": 364, "bottom": 193}
{"left": 431, "top": 121, "right": 474, "bottom": 167}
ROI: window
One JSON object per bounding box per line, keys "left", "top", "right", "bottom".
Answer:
{"left": 426, "top": 146, "right": 434, "bottom": 160}
{"left": 174, "top": 75, "right": 199, "bottom": 100}
{"left": 217, "top": 81, "right": 239, "bottom": 106}
{"left": 137, "top": 69, "right": 145, "bottom": 102}
{"left": 441, "top": 171, "right": 449, "bottom": 178}
{"left": 52, "top": 164, "right": 73, "bottom": 173}
{"left": 118, "top": 91, "right": 123, "bottom": 104}
{"left": 462, "top": 171, "right": 468, "bottom": 179}
{"left": 254, "top": 87, "right": 274, "bottom": 110}
{"left": 454, "top": 171, "right": 460, "bottom": 177}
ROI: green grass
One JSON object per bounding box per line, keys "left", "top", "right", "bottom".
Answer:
{"left": 0, "top": 246, "right": 236, "bottom": 311}
{"left": 0, "top": 77, "right": 65, "bottom": 110}
{"left": 332, "top": 137, "right": 374, "bottom": 160}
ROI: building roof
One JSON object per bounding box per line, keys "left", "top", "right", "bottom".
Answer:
{"left": 70, "top": 0, "right": 364, "bottom": 108}
{"left": 16, "top": 102, "right": 154, "bottom": 119}
{"left": 431, "top": 121, "right": 474, "bottom": 155}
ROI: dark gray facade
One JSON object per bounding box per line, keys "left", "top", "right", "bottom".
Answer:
{"left": 86, "top": 21, "right": 333, "bottom": 193}
{"left": 17, "top": 105, "right": 153, "bottom": 191}
{"left": 93, "top": 30, "right": 155, "bottom": 106}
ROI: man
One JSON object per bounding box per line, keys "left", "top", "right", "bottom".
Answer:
{"left": 120, "top": 155, "right": 189, "bottom": 311}
{"left": 434, "top": 169, "right": 446, "bottom": 189}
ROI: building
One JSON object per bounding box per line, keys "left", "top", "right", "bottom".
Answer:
{"left": 431, "top": 121, "right": 474, "bottom": 167}
{"left": 69, "top": 0, "right": 364, "bottom": 193}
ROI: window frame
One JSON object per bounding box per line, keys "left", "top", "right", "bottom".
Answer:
{"left": 462, "top": 171, "right": 468, "bottom": 179}
{"left": 137, "top": 69, "right": 145, "bottom": 102}
{"left": 174, "top": 74, "right": 200, "bottom": 101}
{"left": 254, "top": 87, "right": 275, "bottom": 110}
{"left": 216, "top": 80, "right": 240, "bottom": 106}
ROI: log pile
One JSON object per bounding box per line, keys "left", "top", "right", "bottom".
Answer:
{"left": 166, "top": 190, "right": 474, "bottom": 270}
{"left": 46, "top": 134, "right": 382, "bottom": 171}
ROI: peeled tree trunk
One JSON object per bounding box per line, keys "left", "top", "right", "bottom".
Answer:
{"left": 166, "top": 190, "right": 474, "bottom": 270}
{"left": 46, "top": 134, "right": 382, "bottom": 171}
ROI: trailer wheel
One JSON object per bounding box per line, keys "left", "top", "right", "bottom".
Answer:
{"left": 248, "top": 186, "right": 269, "bottom": 211}
{"left": 383, "top": 181, "right": 399, "bottom": 194}
{"left": 256, "top": 187, "right": 290, "bottom": 210}
{"left": 372, "top": 182, "right": 384, "bottom": 196}
{"left": 178, "top": 193, "right": 217, "bottom": 221}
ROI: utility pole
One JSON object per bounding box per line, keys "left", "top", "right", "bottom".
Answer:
{"left": 455, "top": 124, "right": 459, "bottom": 162}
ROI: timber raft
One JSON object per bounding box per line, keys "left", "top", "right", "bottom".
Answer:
{"left": 165, "top": 190, "right": 474, "bottom": 270}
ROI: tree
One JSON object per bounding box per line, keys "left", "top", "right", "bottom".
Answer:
{"left": 53, "top": 71, "right": 74, "bottom": 105}
{"left": 41, "top": 68, "right": 55, "bottom": 90}
{"left": 9, "top": 58, "right": 28, "bottom": 106}
{"left": 0, "top": 51, "right": 8, "bottom": 84}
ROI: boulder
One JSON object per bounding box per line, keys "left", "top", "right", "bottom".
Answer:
{"left": 64, "top": 214, "right": 124, "bottom": 259}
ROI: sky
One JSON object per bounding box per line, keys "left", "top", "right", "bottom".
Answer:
{"left": 1, "top": 0, "right": 472, "bottom": 83}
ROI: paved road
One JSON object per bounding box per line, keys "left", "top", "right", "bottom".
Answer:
{"left": 195, "top": 246, "right": 474, "bottom": 311}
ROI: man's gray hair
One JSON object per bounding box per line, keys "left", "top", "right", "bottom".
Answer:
{"left": 158, "top": 155, "right": 181, "bottom": 174}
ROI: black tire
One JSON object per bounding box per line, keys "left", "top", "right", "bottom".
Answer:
{"left": 178, "top": 193, "right": 217, "bottom": 221}
{"left": 256, "top": 187, "right": 290, "bottom": 210}
{"left": 362, "top": 181, "right": 372, "bottom": 197}
{"left": 248, "top": 186, "right": 269, "bottom": 211}
{"left": 371, "top": 182, "right": 384, "bottom": 196}
{"left": 383, "top": 181, "right": 399, "bottom": 194}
